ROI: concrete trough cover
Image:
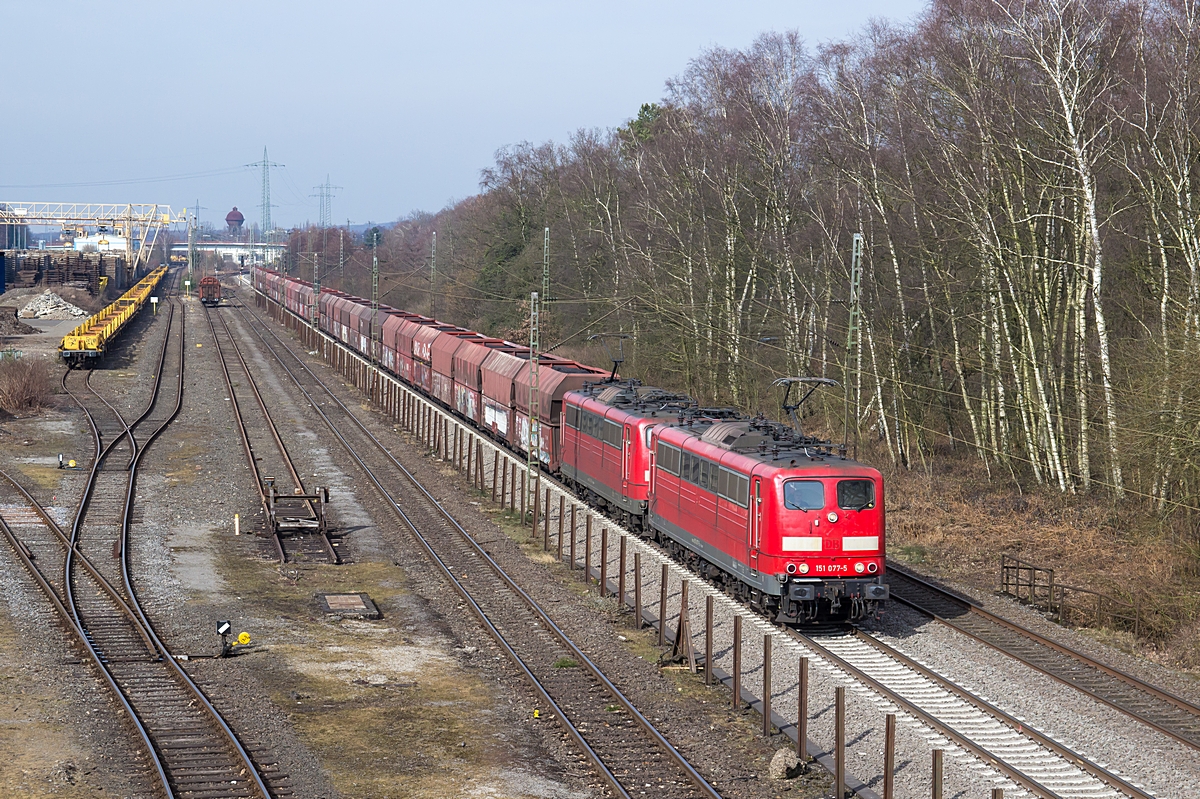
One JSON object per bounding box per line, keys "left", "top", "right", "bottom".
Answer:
{"left": 317, "top": 592, "right": 380, "bottom": 619}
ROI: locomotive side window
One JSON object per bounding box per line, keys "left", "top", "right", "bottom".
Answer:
{"left": 837, "top": 479, "right": 875, "bottom": 510}
{"left": 716, "top": 467, "right": 749, "bottom": 507}
{"left": 784, "top": 480, "right": 825, "bottom": 510}
{"left": 656, "top": 442, "right": 681, "bottom": 475}
{"left": 565, "top": 404, "right": 579, "bottom": 428}
{"left": 603, "top": 419, "right": 622, "bottom": 449}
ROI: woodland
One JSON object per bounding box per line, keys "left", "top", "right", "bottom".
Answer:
{"left": 294, "top": 0, "right": 1200, "bottom": 656}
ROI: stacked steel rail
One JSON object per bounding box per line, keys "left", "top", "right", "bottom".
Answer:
{"left": 203, "top": 303, "right": 337, "bottom": 564}
{"left": 229, "top": 296, "right": 725, "bottom": 799}
{"left": 0, "top": 289, "right": 284, "bottom": 798}
{"left": 887, "top": 566, "right": 1200, "bottom": 751}
{"left": 60, "top": 265, "right": 167, "bottom": 366}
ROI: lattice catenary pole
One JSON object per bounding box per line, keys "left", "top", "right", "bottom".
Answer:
{"left": 528, "top": 290, "right": 540, "bottom": 515}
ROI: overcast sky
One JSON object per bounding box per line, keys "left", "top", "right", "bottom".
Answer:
{"left": 2, "top": 1, "right": 926, "bottom": 231}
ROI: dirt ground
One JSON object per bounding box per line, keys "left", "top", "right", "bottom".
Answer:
{"left": 880, "top": 448, "right": 1200, "bottom": 672}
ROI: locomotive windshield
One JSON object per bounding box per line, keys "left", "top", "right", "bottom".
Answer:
{"left": 783, "top": 480, "right": 824, "bottom": 510}
{"left": 837, "top": 479, "right": 875, "bottom": 510}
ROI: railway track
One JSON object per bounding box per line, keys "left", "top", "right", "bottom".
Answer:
{"left": 886, "top": 565, "right": 1200, "bottom": 752}
{"left": 223, "top": 298, "right": 726, "bottom": 799}
{"left": 203, "top": 302, "right": 338, "bottom": 565}
{"left": 0, "top": 292, "right": 287, "bottom": 799}
{"left": 793, "top": 627, "right": 1152, "bottom": 798}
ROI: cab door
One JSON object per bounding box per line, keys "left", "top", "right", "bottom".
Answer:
{"left": 622, "top": 424, "right": 633, "bottom": 493}
{"left": 749, "top": 476, "right": 763, "bottom": 573}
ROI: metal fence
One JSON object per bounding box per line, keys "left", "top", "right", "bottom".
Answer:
{"left": 999, "top": 553, "right": 1143, "bottom": 637}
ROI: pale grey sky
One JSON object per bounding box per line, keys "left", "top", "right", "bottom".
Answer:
{"left": 2, "top": 1, "right": 927, "bottom": 229}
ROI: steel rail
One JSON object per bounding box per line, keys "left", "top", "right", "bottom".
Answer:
{"left": 887, "top": 564, "right": 1200, "bottom": 751}
{"left": 204, "top": 304, "right": 334, "bottom": 564}
{"left": 843, "top": 629, "right": 1151, "bottom": 797}
{"left": 0, "top": 497, "right": 172, "bottom": 792}
{"left": 796, "top": 628, "right": 1152, "bottom": 796}
{"left": 58, "top": 291, "right": 271, "bottom": 799}
{"left": 118, "top": 297, "right": 275, "bottom": 799}
{"left": 234, "top": 299, "right": 723, "bottom": 799}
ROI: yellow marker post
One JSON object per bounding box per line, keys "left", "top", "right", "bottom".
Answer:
{"left": 184, "top": 279, "right": 191, "bottom": 298}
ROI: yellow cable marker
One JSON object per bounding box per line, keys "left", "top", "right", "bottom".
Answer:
{"left": 237, "top": 632, "right": 251, "bottom": 646}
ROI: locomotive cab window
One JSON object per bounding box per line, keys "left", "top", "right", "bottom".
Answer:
{"left": 784, "top": 480, "right": 825, "bottom": 511}
{"left": 837, "top": 479, "right": 875, "bottom": 510}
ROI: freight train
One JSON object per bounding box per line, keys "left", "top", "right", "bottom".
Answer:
{"left": 252, "top": 268, "right": 889, "bottom": 623}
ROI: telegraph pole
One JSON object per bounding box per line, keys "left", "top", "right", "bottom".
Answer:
{"left": 542, "top": 226, "right": 550, "bottom": 317}
{"left": 311, "top": 250, "right": 320, "bottom": 325}
{"left": 339, "top": 228, "right": 345, "bottom": 281}
{"left": 187, "top": 211, "right": 196, "bottom": 283}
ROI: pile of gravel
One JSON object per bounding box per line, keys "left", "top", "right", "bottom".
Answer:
{"left": 0, "top": 307, "right": 37, "bottom": 335}
{"left": 18, "top": 291, "right": 88, "bottom": 320}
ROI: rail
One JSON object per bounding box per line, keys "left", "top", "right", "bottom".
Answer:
{"left": 890, "top": 564, "right": 1200, "bottom": 753}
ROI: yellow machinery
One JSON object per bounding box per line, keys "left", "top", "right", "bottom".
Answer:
{"left": 60, "top": 267, "right": 168, "bottom": 366}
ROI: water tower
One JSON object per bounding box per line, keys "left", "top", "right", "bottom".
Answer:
{"left": 225, "top": 207, "right": 245, "bottom": 235}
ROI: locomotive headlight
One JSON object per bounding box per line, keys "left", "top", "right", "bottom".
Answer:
{"left": 854, "top": 562, "right": 866, "bottom": 574}
{"left": 798, "top": 562, "right": 810, "bottom": 575}
{"left": 827, "top": 512, "right": 838, "bottom": 523}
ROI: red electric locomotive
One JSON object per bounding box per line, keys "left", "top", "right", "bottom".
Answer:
{"left": 650, "top": 415, "right": 887, "bottom": 623}
{"left": 561, "top": 382, "right": 708, "bottom": 529}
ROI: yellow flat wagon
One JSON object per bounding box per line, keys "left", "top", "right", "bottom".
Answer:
{"left": 59, "top": 266, "right": 168, "bottom": 367}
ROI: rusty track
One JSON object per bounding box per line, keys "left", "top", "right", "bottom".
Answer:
{"left": 887, "top": 564, "right": 1200, "bottom": 752}
{"left": 232, "top": 296, "right": 725, "bottom": 799}
{"left": 203, "top": 302, "right": 338, "bottom": 565}
{"left": 0, "top": 287, "right": 285, "bottom": 799}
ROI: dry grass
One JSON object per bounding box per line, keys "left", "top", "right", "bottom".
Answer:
{"left": 0, "top": 358, "right": 55, "bottom": 414}
{"left": 878, "top": 444, "right": 1200, "bottom": 670}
